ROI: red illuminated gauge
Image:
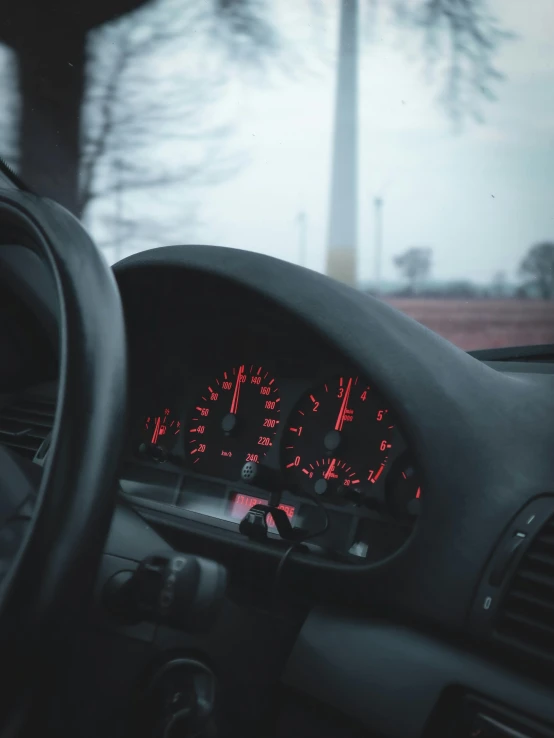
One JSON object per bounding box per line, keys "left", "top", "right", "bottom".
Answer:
{"left": 282, "top": 375, "right": 394, "bottom": 501}
{"left": 188, "top": 365, "right": 280, "bottom": 480}
{"left": 386, "top": 456, "right": 422, "bottom": 519}
{"left": 141, "top": 408, "right": 181, "bottom": 456}
{"left": 300, "top": 457, "right": 363, "bottom": 497}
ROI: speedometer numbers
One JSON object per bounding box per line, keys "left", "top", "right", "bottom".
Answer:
{"left": 282, "top": 376, "right": 393, "bottom": 502}
{"left": 188, "top": 365, "right": 280, "bottom": 479}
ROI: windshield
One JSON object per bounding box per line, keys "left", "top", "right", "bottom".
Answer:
{"left": 1, "top": 0, "right": 553, "bottom": 351}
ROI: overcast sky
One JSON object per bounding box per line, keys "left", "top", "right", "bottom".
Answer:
{"left": 2, "top": 0, "right": 553, "bottom": 286}
{"left": 173, "top": 0, "right": 554, "bottom": 285}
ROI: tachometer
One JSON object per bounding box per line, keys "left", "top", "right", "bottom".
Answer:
{"left": 281, "top": 375, "right": 393, "bottom": 501}
{"left": 188, "top": 365, "right": 280, "bottom": 479}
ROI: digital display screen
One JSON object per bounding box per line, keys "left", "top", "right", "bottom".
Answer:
{"left": 229, "top": 493, "right": 295, "bottom": 528}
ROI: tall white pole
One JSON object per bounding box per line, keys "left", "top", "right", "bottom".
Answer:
{"left": 326, "top": 0, "right": 359, "bottom": 287}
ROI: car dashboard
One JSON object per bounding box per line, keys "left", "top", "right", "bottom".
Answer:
{"left": 120, "top": 264, "right": 419, "bottom": 566}
{"left": 2, "top": 232, "right": 554, "bottom": 738}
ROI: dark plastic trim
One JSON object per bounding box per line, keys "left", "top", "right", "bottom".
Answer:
{"left": 470, "top": 344, "right": 554, "bottom": 362}
{"left": 283, "top": 609, "right": 554, "bottom": 738}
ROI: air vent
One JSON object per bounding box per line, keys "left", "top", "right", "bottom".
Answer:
{"left": 494, "top": 514, "right": 554, "bottom": 661}
{"left": 0, "top": 395, "right": 56, "bottom": 460}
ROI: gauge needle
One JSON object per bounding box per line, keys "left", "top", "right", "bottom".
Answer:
{"left": 151, "top": 416, "right": 161, "bottom": 444}
{"left": 324, "top": 458, "right": 337, "bottom": 480}
{"left": 230, "top": 364, "right": 244, "bottom": 415}
{"left": 335, "top": 377, "right": 352, "bottom": 431}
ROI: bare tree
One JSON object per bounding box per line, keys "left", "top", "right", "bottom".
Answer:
{"left": 79, "top": 0, "right": 276, "bottom": 232}
{"left": 519, "top": 243, "right": 554, "bottom": 300}
{"left": 3, "top": 0, "right": 509, "bottom": 236}
{"left": 75, "top": 0, "right": 292, "bottom": 253}
{"left": 395, "top": 0, "right": 510, "bottom": 123}
{"left": 210, "top": 0, "right": 280, "bottom": 66}
{"left": 1, "top": 0, "right": 280, "bottom": 215}
{"left": 394, "top": 247, "right": 432, "bottom": 294}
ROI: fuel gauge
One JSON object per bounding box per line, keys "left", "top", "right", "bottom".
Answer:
{"left": 140, "top": 408, "right": 181, "bottom": 460}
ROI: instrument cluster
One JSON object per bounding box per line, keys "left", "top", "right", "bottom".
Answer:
{"left": 134, "top": 363, "right": 422, "bottom": 523}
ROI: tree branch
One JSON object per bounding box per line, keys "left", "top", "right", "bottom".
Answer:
{"left": 395, "top": 0, "right": 511, "bottom": 123}
{"left": 79, "top": 0, "right": 279, "bottom": 225}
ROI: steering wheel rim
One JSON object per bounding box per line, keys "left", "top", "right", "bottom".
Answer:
{"left": 0, "top": 191, "right": 127, "bottom": 724}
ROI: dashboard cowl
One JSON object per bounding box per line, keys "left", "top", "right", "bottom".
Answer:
{"left": 114, "top": 245, "right": 554, "bottom": 630}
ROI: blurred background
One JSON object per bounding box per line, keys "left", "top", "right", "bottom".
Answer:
{"left": 1, "top": 0, "right": 553, "bottom": 349}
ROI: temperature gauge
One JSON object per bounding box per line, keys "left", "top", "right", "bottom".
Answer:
{"left": 386, "top": 456, "right": 422, "bottom": 519}
{"left": 140, "top": 408, "right": 181, "bottom": 459}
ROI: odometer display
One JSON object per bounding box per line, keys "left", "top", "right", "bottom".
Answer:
{"left": 282, "top": 375, "right": 394, "bottom": 501}
{"left": 228, "top": 493, "right": 295, "bottom": 528}
{"left": 188, "top": 365, "right": 280, "bottom": 479}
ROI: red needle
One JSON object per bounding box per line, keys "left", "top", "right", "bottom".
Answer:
{"left": 325, "top": 458, "right": 337, "bottom": 480}
{"left": 230, "top": 364, "right": 244, "bottom": 415}
{"left": 335, "top": 377, "right": 352, "bottom": 431}
{"left": 151, "top": 416, "right": 161, "bottom": 444}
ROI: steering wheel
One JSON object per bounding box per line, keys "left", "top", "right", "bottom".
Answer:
{"left": 0, "top": 191, "right": 127, "bottom": 729}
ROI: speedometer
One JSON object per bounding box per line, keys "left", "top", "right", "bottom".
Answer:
{"left": 281, "top": 375, "right": 393, "bottom": 502}
{"left": 188, "top": 365, "right": 280, "bottom": 480}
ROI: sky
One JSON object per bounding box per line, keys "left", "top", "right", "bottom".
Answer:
{"left": 2, "top": 0, "right": 554, "bottom": 287}
{"left": 171, "top": 0, "right": 554, "bottom": 286}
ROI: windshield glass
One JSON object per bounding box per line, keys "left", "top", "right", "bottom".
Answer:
{"left": 1, "top": 0, "right": 553, "bottom": 350}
